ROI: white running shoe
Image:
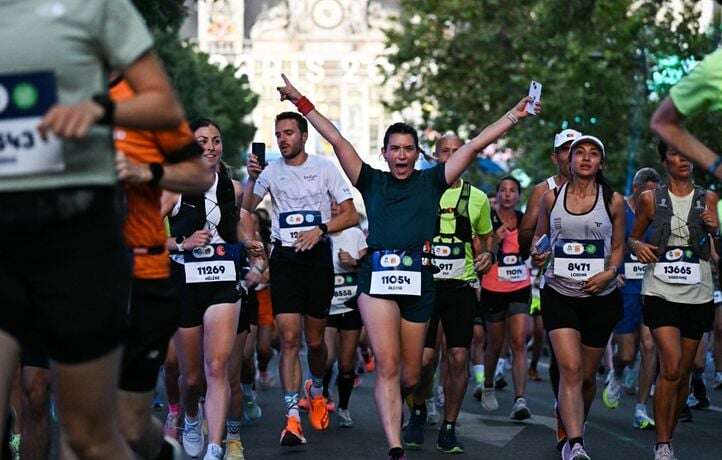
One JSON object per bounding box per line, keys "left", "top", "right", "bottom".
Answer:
{"left": 481, "top": 388, "right": 499, "bottom": 411}
{"left": 203, "top": 442, "right": 223, "bottom": 460}
{"left": 182, "top": 412, "right": 205, "bottom": 458}
{"left": 223, "top": 439, "right": 245, "bottom": 460}
{"left": 425, "top": 397, "right": 439, "bottom": 425}
{"left": 337, "top": 408, "right": 354, "bottom": 428}
{"left": 164, "top": 411, "right": 180, "bottom": 439}
{"left": 510, "top": 397, "right": 531, "bottom": 420}
{"left": 602, "top": 377, "right": 622, "bottom": 409}
{"left": 633, "top": 406, "right": 655, "bottom": 430}
{"left": 654, "top": 443, "right": 676, "bottom": 460}
{"left": 562, "top": 441, "right": 591, "bottom": 460}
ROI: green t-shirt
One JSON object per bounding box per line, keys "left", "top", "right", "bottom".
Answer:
{"left": 0, "top": 0, "right": 153, "bottom": 192}
{"left": 670, "top": 49, "right": 722, "bottom": 117}
{"left": 436, "top": 180, "right": 492, "bottom": 281}
{"left": 356, "top": 162, "right": 449, "bottom": 250}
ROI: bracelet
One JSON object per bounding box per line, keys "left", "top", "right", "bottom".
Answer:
{"left": 505, "top": 111, "right": 518, "bottom": 125}
{"left": 295, "top": 96, "right": 315, "bottom": 116}
{"left": 708, "top": 157, "right": 722, "bottom": 175}
{"left": 149, "top": 163, "right": 164, "bottom": 186}
{"left": 92, "top": 93, "right": 116, "bottom": 125}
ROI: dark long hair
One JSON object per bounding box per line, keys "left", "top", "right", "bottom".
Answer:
{"left": 190, "top": 118, "right": 233, "bottom": 178}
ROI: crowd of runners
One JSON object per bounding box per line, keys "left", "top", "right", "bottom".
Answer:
{"left": 3, "top": 2, "right": 722, "bottom": 460}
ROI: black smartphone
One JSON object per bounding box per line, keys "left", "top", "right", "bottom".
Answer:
{"left": 252, "top": 142, "right": 266, "bottom": 167}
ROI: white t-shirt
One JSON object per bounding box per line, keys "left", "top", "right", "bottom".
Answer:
{"left": 329, "top": 227, "right": 367, "bottom": 315}
{"left": 254, "top": 154, "right": 353, "bottom": 245}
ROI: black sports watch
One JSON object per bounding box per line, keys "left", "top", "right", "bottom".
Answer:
{"left": 318, "top": 223, "right": 328, "bottom": 235}
{"left": 92, "top": 93, "right": 116, "bottom": 125}
{"left": 149, "top": 162, "right": 164, "bottom": 186}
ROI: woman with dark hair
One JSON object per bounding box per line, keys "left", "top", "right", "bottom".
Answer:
{"left": 532, "top": 135, "right": 625, "bottom": 460}
{"left": 164, "top": 119, "right": 246, "bottom": 460}
{"left": 271, "top": 73, "right": 539, "bottom": 460}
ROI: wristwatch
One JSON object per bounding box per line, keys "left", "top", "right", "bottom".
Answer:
{"left": 175, "top": 236, "right": 185, "bottom": 252}
{"left": 318, "top": 223, "right": 328, "bottom": 235}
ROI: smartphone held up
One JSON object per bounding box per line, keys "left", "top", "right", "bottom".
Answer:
{"left": 526, "top": 80, "right": 542, "bottom": 115}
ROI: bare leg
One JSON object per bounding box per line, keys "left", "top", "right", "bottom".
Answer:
{"left": 21, "top": 366, "right": 51, "bottom": 460}
{"left": 509, "top": 313, "right": 530, "bottom": 398}
{"left": 549, "top": 329, "right": 585, "bottom": 439}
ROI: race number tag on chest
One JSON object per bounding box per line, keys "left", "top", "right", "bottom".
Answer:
{"left": 370, "top": 250, "right": 421, "bottom": 296}
{"left": 432, "top": 242, "right": 466, "bottom": 279}
{"left": 184, "top": 244, "right": 238, "bottom": 283}
{"left": 279, "top": 210, "right": 322, "bottom": 247}
{"left": 0, "top": 72, "right": 64, "bottom": 177}
{"left": 498, "top": 253, "right": 529, "bottom": 282}
{"left": 653, "top": 247, "right": 700, "bottom": 285}
{"left": 623, "top": 251, "right": 646, "bottom": 280}
{"left": 553, "top": 239, "right": 605, "bottom": 281}
{"left": 333, "top": 272, "right": 358, "bottom": 305}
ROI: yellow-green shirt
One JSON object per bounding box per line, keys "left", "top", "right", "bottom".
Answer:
{"left": 670, "top": 49, "right": 722, "bottom": 116}
{"left": 436, "top": 180, "right": 492, "bottom": 281}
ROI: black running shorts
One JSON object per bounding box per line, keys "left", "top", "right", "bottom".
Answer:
{"left": 424, "top": 282, "right": 476, "bottom": 349}
{"left": 326, "top": 309, "right": 363, "bottom": 331}
{"left": 643, "top": 295, "right": 715, "bottom": 341}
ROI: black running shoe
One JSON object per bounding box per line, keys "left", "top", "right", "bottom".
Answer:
{"left": 437, "top": 425, "right": 464, "bottom": 454}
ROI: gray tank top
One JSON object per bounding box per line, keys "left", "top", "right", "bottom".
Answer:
{"left": 544, "top": 182, "right": 615, "bottom": 297}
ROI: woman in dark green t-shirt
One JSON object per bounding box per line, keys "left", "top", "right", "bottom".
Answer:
{"left": 276, "top": 74, "right": 539, "bottom": 459}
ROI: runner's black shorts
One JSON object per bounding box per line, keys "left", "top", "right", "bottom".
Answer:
{"left": 643, "top": 295, "right": 715, "bottom": 341}
{"left": 120, "top": 277, "right": 179, "bottom": 392}
{"left": 481, "top": 286, "right": 531, "bottom": 323}
{"left": 270, "top": 240, "right": 334, "bottom": 319}
{"left": 0, "top": 186, "right": 131, "bottom": 364}
{"left": 171, "top": 261, "right": 241, "bottom": 328}
{"left": 541, "top": 287, "right": 622, "bottom": 348}
{"left": 326, "top": 309, "right": 363, "bottom": 331}
{"left": 425, "top": 281, "right": 475, "bottom": 349}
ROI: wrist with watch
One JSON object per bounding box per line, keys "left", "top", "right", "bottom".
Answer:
{"left": 318, "top": 223, "right": 328, "bottom": 235}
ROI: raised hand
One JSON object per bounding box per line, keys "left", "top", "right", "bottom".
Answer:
{"left": 276, "top": 73, "right": 303, "bottom": 104}
{"left": 510, "top": 96, "right": 541, "bottom": 120}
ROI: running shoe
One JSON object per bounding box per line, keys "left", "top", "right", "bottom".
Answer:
{"left": 554, "top": 402, "right": 567, "bottom": 452}
{"left": 510, "top": 397, "right": 531, "bottom": 420}
{"left": 388, "top": 447, "right": 407, "bottom": 460}
{"left": 363, "top": 354, "right": 376, "bottom": 373}
{"left": 203, "top": 442, "right": 223, "bottom": 460}
{"left": 280, "top": 416, "right": 307, "bottom": 446}
{"left": 691, "top": 377, "right": 710, "bottom": 409}
{"left": 562, "top": 441, "right": 591, "bottom": 460}
{"left": 243, "top": 395, "right": 263, "bottom": 423}
{"left": 678, "top": 404, "right": 693, "bottom": 422}
{"left": 304, "top": 379, "right": 330, "bottom": 430}
{"left": 528, "top": 368, "right": 543, "bottom": 382}
{"left": 494, "top": 376, "right": 508, "bottom": 390}
{"left": 223, "top": 439, "right": 245, "bottom": 460}
{"left": 481, "top": 387, "right": 499, "bottom": 411}
{"left": 337, "top": 408, "right": 354, "bottom": 428}
{"left": 9, "top": 433, "right": 20, "bottom": 460}
{"left": 164, "top": 410, "right": 180, "bottom": 439}
{"left": 257, "top": 371, "right": 275, "bottom": 390}
{"left": 326, "top": 399, "right": 336, "bottom": 413}
{"left": 633, "top": 407, "right": 655, "bottom": 430}
{"left": 494, "top": 360, "right": 507, "bottom": 389}
{"left": 426, "top": 397, "right": 439, "bottom": 425}
{"left": 436, "top": 424, "right": 464, "bottom": 454}
{"left": 713, "top": 371, "right": 722, "bottom": 390}
{"left": 654, "top": 443, "right": 677, "bottom": 460}
{"left": 403, "top": 406, "right": 425, "bottom": 449}
{"left": 472, "top": 384, "right": 482, "bottom": 401}
{"left": 182, "top": 413, "right": 205, "bottom": 458}
{"left": 602, "top": 377, "right": 622, "bottom": 409}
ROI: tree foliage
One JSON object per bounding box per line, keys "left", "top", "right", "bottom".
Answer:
{"left": 384, "top": 0, "right": 719, "bottom": 194}
{"left": 132, "top": 0, "right": 258, "bottom": 169}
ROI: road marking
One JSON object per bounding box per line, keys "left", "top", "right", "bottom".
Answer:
{"left": 454, "top": 410, "right": 558, "bottom": 447}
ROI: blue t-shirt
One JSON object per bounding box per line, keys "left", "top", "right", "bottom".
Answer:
{"left": 620, "top": 199, "right": 652, "bottom": 295}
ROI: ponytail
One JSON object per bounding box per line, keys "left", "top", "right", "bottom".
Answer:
{"left": 595, "top": 170, "right": 614, "bottom": 205}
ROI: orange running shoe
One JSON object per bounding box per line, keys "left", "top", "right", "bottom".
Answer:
{"left": 304, "top": 379, "right": 330, "bottom": 431}
{"left": 554, "top": 403, "right": 567, "bottom": 452}
{"left": 280, "top": 415, "right": 306, "bottom": 446}
{"left": 364, "top": 355, "right": 376, "bottom": 373}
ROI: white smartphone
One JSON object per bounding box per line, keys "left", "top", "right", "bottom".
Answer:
{"left": 526, "top": 80, "right": 542, "bottom": 115}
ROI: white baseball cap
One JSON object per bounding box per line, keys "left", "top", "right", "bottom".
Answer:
{"left": 553, "top": 129, "right": 582, "bottom": 149}
{"left": 569, "top": 135, "right": 606, "bottom": 159}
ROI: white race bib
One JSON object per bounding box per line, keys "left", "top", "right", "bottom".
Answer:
{"left": 0, "top": 72, "right": 64, "bottom": 177}
{"left": 653, "top": 247, "right": 700, "bottom": 285}
{"left": 623, "top": 252, "right": 646, "bottom": 280}
{"left": 553, "top": 239, "right": 605, "bottom": 281}
{"left": 278, "top": 210, "right": 322, "bottom": 247}
{"left": 332, "top": 272, "right": 358, "bottom": 305}
{"left": 369, "top": 250, "right": 421, "bottom": 296}
{"left": 497, "top": 253, "right": 529, "bottom": 282}
{"left": 432, "top": 242, "right": 466, "bottom": 279}
{"left": 184, "top": 244, "right": 238, "bottom": 284}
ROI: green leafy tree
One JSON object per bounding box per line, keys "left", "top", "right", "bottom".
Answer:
{"left": 384, "top": 0, "right": 717, "bottom": 195}
{"left": 132, "top": 0, "right": 258, "bottom": 170}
